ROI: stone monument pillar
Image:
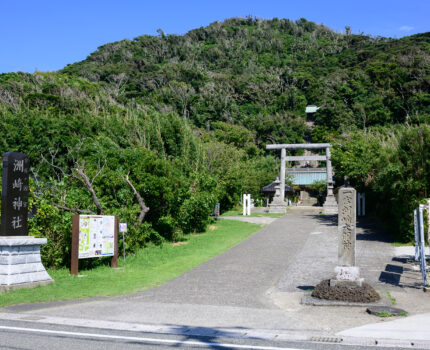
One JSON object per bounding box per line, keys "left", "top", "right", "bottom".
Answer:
{"left": 0, "top": 152, "right": 53, "bottom": 292}
{"left": 330, "top": 187, "right": 362, "bottom": 286}
{"left": 268, "top": 177, "right": 287, "bottom": 213}
{"left": 323, "top": 147, "right": 338, "bottom": 214}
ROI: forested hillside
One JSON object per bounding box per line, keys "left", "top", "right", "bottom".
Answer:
{"left": 62, "top": 17, "right": 430, "bottom": 142}
{"left": 0, "top": 17, "right": 429, "bottom": 267}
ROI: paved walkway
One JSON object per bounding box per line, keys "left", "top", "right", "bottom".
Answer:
{"left": 220, "top": 216, "right": 277, "bottom": 225}
{"left": 2, "top": 213, "right": 430, "bottom": 347}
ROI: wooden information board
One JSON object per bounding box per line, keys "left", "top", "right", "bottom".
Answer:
{"left": 71, "top": 215, "right": 118, "bottom": 275}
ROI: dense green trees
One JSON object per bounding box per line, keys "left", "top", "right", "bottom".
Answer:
{"left": 0, "top": 72, "right": 277, "bottom": 267}
{"left": 332, "top": 125, "right": 430, "bottom": 241}
{"left": 60, "top": 17, "right": 429, "bottom": 139}
{"left": 0, "top": 17, "right": 429, "bottom": 265}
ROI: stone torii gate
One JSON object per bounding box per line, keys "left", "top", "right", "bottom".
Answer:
{"left": 266, "top": 143, "right": 338, "bottom": 214}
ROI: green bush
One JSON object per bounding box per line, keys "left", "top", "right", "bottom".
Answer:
{"left": 178, "top": 192, "right": 216, "bottom": 234}
{"left": 28, "top": 200, "right": 73, "bottom": 269}
{"left": 155, "top": 215, "right": 177, "bottom": 241}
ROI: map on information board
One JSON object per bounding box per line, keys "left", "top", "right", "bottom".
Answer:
{"left": 78, "top": 215, "right": 115, "bottom": 259}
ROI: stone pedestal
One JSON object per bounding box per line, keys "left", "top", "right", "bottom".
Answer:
{"left": 268, "top": 177, "right": 287, "bottom": 214}
{"left": 0, "top": 236, "right": 53, "bottom": 292}
{"left": 268, "top": 201, "right": 287, "bottom": 213}
{"left": 330, "top": 266, "right": 364, "bottom": 287}
{"left": 323, "top": 193, "right": 338, "bottom": 214}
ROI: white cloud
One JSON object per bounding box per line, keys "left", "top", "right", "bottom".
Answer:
{"left": 399, "top": 25, "right": 414, "bottom": 32}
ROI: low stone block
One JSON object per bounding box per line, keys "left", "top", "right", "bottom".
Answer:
{"left": 0, "top": 262, "right": 46, "bottom": 275}
{"left": 0, "top": 236, "right": 53, "bottom": 290}
{"left": 25, "top": 253, "right": 42, "bottom": 264}
{"left": 0, "top": 253, "right": 41, "bottom": 265}
{"left": 334, "top": 266, "right": 361, "bottom": 281}
{"left": 1, "top": 270, "right": 51, "bottom": 285}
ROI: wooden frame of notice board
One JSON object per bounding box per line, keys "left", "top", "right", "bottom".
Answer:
{"left": 71, "top": 215, "right": 119, "bottom": 276}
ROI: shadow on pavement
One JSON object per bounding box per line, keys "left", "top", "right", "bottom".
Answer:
{"left": 296, "top": 285, "right": 315, "bottom": 291}
{"left": 144, "top": 324, "right": 276, "bottom": 349}
{"left": 379, "top": 259, "right": 425, "bottom": 289}
{"left": 312, "top": 214, "right": 337, "bottom": 227}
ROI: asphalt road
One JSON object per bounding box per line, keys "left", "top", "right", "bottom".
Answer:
{"left": 0, "top": 319, "right": 425, "bottom": 350}
{"left": 2, "top": 214, "right": 428, "bottom": 349}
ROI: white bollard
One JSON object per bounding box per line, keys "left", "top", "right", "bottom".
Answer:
{"left": 247, "top": 194, "right": 251, "bottom": 216}
{"left": 243, "top": 194, "right": 247, "bottom": 216}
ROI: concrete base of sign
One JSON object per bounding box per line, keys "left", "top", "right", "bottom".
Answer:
{"left": 322, "top": 194, "right": 338, "bottom": 214}
{"left": 0, "top": 236, "right": 53, "bottom": 292}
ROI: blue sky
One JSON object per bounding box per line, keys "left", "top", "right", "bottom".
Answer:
{"left": 1, "top": 0, "right": 429, "bottom": 74}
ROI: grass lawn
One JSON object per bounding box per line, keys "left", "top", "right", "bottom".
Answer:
{"left": 221, "top": 208, "right": 284, "bottom": 218}
{"left": 0, "top": 220, "right": 262, "bottom": 308}
{"left": 390, "top": 241, "right": 414, "bottom": 246}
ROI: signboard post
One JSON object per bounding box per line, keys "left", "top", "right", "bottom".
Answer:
{"left": 71, "top": 215, "right": 119, "bottom": 276}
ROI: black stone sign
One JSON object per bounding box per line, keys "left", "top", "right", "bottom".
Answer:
{"left": 1, "top": 152, "right": 30, "bottom": 236}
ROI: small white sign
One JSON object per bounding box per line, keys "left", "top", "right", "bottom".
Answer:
{"left": 119, "top": 223, "right": 127, "bottom": 233}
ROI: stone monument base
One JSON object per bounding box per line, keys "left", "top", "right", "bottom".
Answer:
{"left": 0, "top": 236, "right": 53, "bottom": 293}
{"left": 267, "top": 202, "right": 287, "bottom": 214}
{"left": 322, "top": 194, "right": 338, "bottom": 214}
{"left": 330, "top": 266, "right": 364, "bottom": 287}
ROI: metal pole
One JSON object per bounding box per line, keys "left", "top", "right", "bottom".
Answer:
{"left": 122, "top": 231, "right": 126, "bottom": 262}
{"left": 414, "top": 209, "right": 419, "bottom": 261}
{"left": 428, "top": 200, "right": 430, "bottom": 257}
{"left": 419, "top": 206, "right": 428, "bottom": 286}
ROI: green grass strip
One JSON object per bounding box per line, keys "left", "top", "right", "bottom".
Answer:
{"left": 0, "top": 220, "right": 262, "bottom": 308}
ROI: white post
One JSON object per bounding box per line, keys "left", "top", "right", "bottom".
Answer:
{"left": 243, "top": 195, "right": 247, "bottom": 216}
{"left": 247, "top": 194, "right": 251, "bottom": 216}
